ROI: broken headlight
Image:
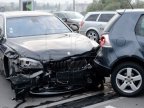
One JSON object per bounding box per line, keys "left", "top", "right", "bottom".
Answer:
{"left": 19, "top": 58, "right": 43, "bottom": 69}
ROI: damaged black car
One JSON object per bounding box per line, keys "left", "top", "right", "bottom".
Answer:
{"left": 0, "top": 11, "right": 103, "bottom": 100}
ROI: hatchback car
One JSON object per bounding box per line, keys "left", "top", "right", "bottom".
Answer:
{"left": 54, "top": 11, "right": 84, "bottom": 30}
{"left": 79, "top": 11, "right": 115, "bottom": 42}
{"left": 0, "top": 11, "right": 104, "bottom": 99}
{"left": 95, "top": 9, "right": 144, "bottom": 97}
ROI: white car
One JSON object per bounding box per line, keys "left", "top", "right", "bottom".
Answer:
{"left": 54, "top": 11, "right": 84, "bottom": 30}
{"left": 79, "top": 11, "right": 115, "bottom": 42}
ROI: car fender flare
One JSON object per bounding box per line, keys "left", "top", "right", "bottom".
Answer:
{"left": 110, "top": 55, "right": 144, "bottom": 73}
{"left": 86, "top": 27, "right": 100, "bottom": 36}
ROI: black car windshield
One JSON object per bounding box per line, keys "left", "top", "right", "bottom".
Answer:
{"left": 6, "top": 15, "right": 71, "bottom": 38}
{"left": 65, "top": 12, "right": 83, "bottom": 19}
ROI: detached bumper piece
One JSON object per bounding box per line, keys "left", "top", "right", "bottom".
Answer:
{"left": 30, "top": 86, "right": 83, "bottom": 96}
{"left": 8, "top": 74, "right": 31, "bottom": 100}
{"left": 8, "top": 71, "right": 43, "bottom": 100}
{"left": 8, "top": 56, "right": 104, "bottom": 100}
{"left": 30, "top": 59, "right": 92, "bottom": 96}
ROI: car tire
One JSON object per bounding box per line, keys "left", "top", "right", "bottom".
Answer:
{"left": 111, "top": 62, "right": 144, "bottom": 97}
{"left": 86, "top": 30, "right": 99, "bottom": 42}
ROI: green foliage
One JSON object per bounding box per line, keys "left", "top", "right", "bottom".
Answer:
{"left": 86, "top": 0, "right": 144, "bottom": 12}
{"left": 103, "top": 2, "right": 121, "bottom": 11}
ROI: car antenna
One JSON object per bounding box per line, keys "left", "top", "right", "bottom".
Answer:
{"left": 127, "top": 0, "right": 134, "bottom": 9}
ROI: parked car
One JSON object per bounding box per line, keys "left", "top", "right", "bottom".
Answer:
{"left": 95, "top": 9, "right": 144, "bottom": 97}
{"left": 0, "top": 11, "right": 103, "bottom": 99}
{"left": 79, "top": 11, "right": 115, "bottom": 42}
{"left": 53, "top": 11, "right": 84, "bottom": 30}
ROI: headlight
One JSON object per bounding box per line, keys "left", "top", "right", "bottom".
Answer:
{"left": 5, "top": 51, "right": 19, "bottom": 59}
{"left": 90, "top": 40, "right": 99, "bottom": 47}
{"left": 19, "top": 58, "right": 43, "bottom": 69}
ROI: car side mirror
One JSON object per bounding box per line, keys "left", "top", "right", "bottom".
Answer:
{"left": 70, "top": 24, "right": 79, "bottom": 32}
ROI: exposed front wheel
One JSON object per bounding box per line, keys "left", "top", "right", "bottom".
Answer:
{"left": 111, "top": 62, "right": 144, "bottom": 97}
{"left": 86, "top": 30, "right": 99, "bottom": 42}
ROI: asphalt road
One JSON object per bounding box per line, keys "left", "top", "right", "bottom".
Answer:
{"left": 0, "top": 72, "right": 115, "bottom": 108}
{"left": 0, "top": 73, "right": 109, "bottom": 108}
{"left": 0, "top": 73, "right": 144, "bottom": 108}
{"left": 0, "top": 73, "right": 70, "bottom": 108}
{"left": 84, "top": 96, "right": 144, "bottom": 108}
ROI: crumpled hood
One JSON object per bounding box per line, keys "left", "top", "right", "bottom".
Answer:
{"left": 6, "top": 33, "right": 98, "bottom": 61}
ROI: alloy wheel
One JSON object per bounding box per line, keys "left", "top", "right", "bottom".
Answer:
{"left": 116, "top": 67, "right": 142, "bottom": 93}
{"left": 87, "top": 30, "right": 99, "bottom": 42}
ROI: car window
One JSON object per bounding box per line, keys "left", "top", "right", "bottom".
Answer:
{"left": 85, "top": 14, "right": 99, "bottom": 21}
{"left": 135, "top": 15, "right": 144, "bottom": 37}
{"left": 98, "top": 14, "right": 114, "bottom": 22}
{"left": 6, "top": 15, "right": 71, "bottom": 38}
{"left": 104, "top": 13, "right": 121, "bottom": 32}
{"left": 56, "top": 13, "right": 65, "bottom": 19}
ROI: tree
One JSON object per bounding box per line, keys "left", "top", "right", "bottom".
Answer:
{"left": 86, "top": 0, "right": 144, "bottom": 12}
{"left": 86, "top": 0, "right": 104, "bottom": 11}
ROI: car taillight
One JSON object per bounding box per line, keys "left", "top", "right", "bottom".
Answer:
{"left": 100, "top": 36, "right": 105, "bottom": 47}
{"left": 99, "top": 34, "right": 111, "bottom": 48}
{"left": 80, "top": 21, "right": 84, "bottom": 28}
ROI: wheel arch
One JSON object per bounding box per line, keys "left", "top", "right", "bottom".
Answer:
{"left": 86, "top": 28, "right": 99, "bottom": 36}
{"left": 110, "top": 56, "right": 144, "bottom": 74}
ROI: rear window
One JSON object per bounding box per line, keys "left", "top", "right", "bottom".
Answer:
{"left": 98, "top": 14, "right": 114, "bottom": 22}
{"left": 104, "top": 13, "right": 121, "bottom": 32}
{"left": 56, "top": 13, "right": 65, "bottom": 19}
{"left": 85, "top": 14, "right": 99, "bottom": 21}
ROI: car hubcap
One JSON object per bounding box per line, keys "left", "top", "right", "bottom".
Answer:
{"left": 87, "top": 31, "right": 98, "bottom": 41}
{"left": 116, "top": 68, "right": 142, "bottom": 93}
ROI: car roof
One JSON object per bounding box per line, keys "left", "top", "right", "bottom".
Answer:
{"left": 117, "top": 9, "right": 144, "bottom": 14}
{"left": 54, "top": 11, "right": 80, "bottom": 14}
{"left": 0, "top": 11, "right": 53, "bottom": 18}
{"left": 87, "top": 11, "right": 116, "bottom": 15}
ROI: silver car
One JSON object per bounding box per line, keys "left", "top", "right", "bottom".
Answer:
{"left": 79, "top": 11, "right": 115, "bottom": 42}
{"left": 54, "top": 11, "right": 84, "bottom": 30}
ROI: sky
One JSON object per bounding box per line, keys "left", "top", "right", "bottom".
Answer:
{"left": 38, "top": 0, "right": 93, "bottom": 4}
{"left": 0, "top": 0, "right": 93, "bottom": 4}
